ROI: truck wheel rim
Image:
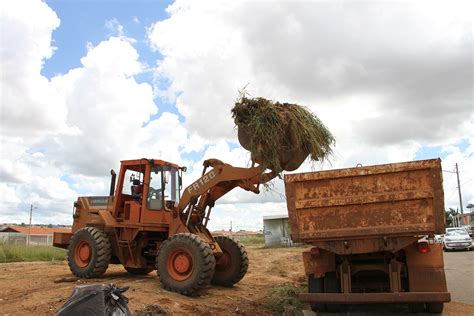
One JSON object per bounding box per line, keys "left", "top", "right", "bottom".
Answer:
{"left": 168, "top": 247, "right": 193, "bottom": 281}
{"left": 74, "top": 240, "right": 91, "bottom": 268}
{"left": 215, "top": 250, "right": 230, "bottom": 271}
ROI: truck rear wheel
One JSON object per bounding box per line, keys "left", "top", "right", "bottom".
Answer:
{"left": 308, "top": 274, "right": 326, "bottom": 312}
{"left": 124, "top": 267, "right": 154, "bottom": 275}
{"left": 156, "top": 233, "right": 216, "bottom": 295}
{"left": 211, "top": 236, "right": 249, "bottom": 287}
{"left": 324, "top": 271, "right": 346, "bottom": 313}
{"left": 67, "top": 227, "right": 111, "bottom": 278}
{"left": 426, "top": 302, "right": 444, "bottom": 314}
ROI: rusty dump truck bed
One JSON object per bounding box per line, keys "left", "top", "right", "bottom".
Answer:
{"left": 284, "top": 159, "right": 445, "bottom": 242}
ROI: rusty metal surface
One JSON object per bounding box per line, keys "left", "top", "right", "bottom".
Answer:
{"left": 285, "top": 159, "right": 445, "bottom": 243}
{"left": 302, "top": 248, "right": 335, "bottom": 277}
{"left": 309, "top": 236, "right": 419, "bottom": 255}
{"left": 299, "top": 292, "right": 451, "bottom": 303}
{"left": 406, "top": 243, "right": 448, "bottom": 293}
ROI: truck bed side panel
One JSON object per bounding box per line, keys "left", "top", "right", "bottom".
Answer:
{"left": 285, "top": 159, "right": 445, "bottom": 242}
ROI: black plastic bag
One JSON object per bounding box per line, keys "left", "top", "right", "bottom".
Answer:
{"left": 58, "top": 284, "right": 131, "bottom": 316}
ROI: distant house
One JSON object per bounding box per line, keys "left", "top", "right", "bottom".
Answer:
{"left": 263, "top": 215, "right": 292, "bottom": 247}
{"left": 212, "top": 229, "right": 262, "bottom": 239}
{"left": 0, "top": 225, "right": 71, "bottom": 246}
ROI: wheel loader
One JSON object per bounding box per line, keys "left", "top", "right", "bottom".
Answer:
{"left": 54, "top": 158, "right": 274, "bottom": 295}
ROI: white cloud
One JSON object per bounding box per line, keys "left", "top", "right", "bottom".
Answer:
{"left": 0, "top": 0, "right": 77, "bottom": 140}
{"left": 148, "top": 0, "right": 472, "bottom": 149}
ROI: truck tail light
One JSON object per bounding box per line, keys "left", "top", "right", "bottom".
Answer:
{"left": 418, "top": 241, "right": 430, "bottom": 253}
{"left": 310, "top": 247, "right": 321, "bottom": 257}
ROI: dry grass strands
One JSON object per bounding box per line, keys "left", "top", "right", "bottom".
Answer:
{"left": 232, "top": 96, "right": 335, "bottom": 173}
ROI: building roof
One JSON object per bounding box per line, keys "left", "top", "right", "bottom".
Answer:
{"left": 0, "top": 225, "right": 71, "bottom": 235}
{"left": 212, "top": 230, "right": 261, "bottom": 236}
{"left": 263, "top": 214, "right": 289, "bottom": 220}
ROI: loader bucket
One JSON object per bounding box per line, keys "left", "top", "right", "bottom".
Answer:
{"left": 232, "top": 96, "right": 334, "bottom": 173}
{"left": 237, "top": 126, "right": 308, "bottom": 171}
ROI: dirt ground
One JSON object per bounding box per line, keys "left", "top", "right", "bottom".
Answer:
{"left": 0, "top": 246, "right": 473, "bottom": 315}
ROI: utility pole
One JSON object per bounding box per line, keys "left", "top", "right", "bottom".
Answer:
{"left": 28, "top": 204, "right": 37, "bottom": 246}
{"left": 455, "top": 163, "right": 464, "bottom": 225}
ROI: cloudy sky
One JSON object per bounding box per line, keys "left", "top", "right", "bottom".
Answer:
{"left": 0, "top": 0, "right": 473, "bottom": 231}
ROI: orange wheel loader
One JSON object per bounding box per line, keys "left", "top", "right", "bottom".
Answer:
{"left": 54, "top": 158, "right": 274, "bottom": 295}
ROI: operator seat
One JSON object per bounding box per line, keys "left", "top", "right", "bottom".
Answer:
{"left": 131, "top": 179, "right": 143, "bottom": 201}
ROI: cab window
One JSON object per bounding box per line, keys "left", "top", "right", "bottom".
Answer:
{"left": 147, "top": 166, "right": 163, "bottom": 210}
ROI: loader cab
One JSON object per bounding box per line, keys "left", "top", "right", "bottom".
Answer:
{"left": 112, "top": 159, "right": 185, "bottom": 225}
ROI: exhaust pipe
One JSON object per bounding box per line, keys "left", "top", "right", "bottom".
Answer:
{"left": 110, "top": 169, "right": 116, "bottom": 196}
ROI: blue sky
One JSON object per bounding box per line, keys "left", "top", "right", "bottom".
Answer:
{"left": 1, "top": 0, "right": 473, "bottom": 228}
{"left": 43, "top": 0, "right": 171, "bottom": 78}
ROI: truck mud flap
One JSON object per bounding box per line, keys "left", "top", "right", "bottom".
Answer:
{"left": 299, "top": 292, "right": 451, "bottom": 304}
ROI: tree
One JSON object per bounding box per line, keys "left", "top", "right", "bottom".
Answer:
{"left": 445, "top": 208, "right": 458, "bottom": 227}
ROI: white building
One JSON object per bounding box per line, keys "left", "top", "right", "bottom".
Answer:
{"left": 263, "top": 215, "right": 292, "bottom": 247}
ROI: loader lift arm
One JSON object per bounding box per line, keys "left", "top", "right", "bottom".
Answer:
{"left": 172, "top": 159, "right": 275, "bottom": 236}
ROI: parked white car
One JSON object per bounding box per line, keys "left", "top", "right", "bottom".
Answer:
{"left": 443, "top": 227, "right": 472, "bottom": 251}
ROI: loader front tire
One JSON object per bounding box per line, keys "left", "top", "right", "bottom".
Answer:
{"left": 67, "top": 227, "right": 111, "bottom": 278}
{"left": 211, "top": 236, "right": 249, "bottom": 287}
{"left": 157, "top": 233, "right": 215, "bottom": 295}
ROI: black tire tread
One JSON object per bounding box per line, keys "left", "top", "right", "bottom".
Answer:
{"left": 211, "top": 236, "right": 249, "bottom": 287}
{"left": 308, "top": 274, "right": 326, "bottom": 312}
{"left": 67, "top": 227, "right": 111, "bottom": 278}
{"left": 156, "top": 233, "right": 216, "bottom": 295}
{"left": 426, "top": 302, "right": 444, "bottom": 314}
{"left": 324, "top": 271, "right": 346, "bottom": 313}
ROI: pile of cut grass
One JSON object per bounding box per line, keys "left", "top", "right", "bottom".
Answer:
{"left": 232, "top": 95, "right": 335, "bottom": 173}
{"left": 0, "top": 243, "right": 66, "bottom": 263}
{"left": 261, "top": 283, "right": 306, "bottom": 314}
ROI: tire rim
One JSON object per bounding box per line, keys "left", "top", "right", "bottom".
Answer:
{"left": 215, "top": 249, "right": 231, "bottom": 271}
{"left": 167, "top": 247, "right": 194, "bottom": 281}
{"left": 74, "top": 240, "right": 91, "bottom": 268}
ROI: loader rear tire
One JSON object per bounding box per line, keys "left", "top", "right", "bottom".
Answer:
{"left": 308, "top": 274, "right": 326, "bottom": 312}
{"left": 68, "top": 227, "right": 111, "bottom": 278}
{"left": 211, "top": 236, "right": 249, "bottom": 287}
{"left": 124, "top": 267, "right": 154, "bottom": 275}
{"left": 157, "top": 233, "right": 215, "bottom": 295}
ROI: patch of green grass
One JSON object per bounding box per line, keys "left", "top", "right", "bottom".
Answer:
{"left": 239, "top": 234, "right": 264, "bottom": 246}
{"left": 0, "top": 243, "right": 66, "bottom": 263}
{"left": 261, "top": 283, "right": 306, "bottom": 315}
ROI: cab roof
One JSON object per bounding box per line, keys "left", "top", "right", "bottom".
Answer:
{"left": 120, "top": 158, "right": 180, "bottom": 170}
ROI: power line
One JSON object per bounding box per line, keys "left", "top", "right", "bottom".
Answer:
{"left": 459, "top": 152, "right": 474, "bottom": 166}
{"left": 461, "top": 177, "right": 474, "bottom": 186}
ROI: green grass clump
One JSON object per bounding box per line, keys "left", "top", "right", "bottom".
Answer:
{"left": 0, "top": 243, "right": 66, "bottom": 263}
{"left": 262, "top": 283, "right": 306, "bottom": 314}
{"left": 239, "top": 234, "right": 265, "bottom": 246}
{"left": 232, "top": 94, "right": 335, "bottom": 173}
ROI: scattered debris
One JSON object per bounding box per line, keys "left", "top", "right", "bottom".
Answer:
{"left": 232, "top": 94, "right": 335, "bottom": 173}
{"left": 135, "top": 304, "right": 170, "bottom": 316}
{"left": 54, "top": 276, "right": 79, "bottom": 283}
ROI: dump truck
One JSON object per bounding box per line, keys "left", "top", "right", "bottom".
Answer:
{"left": 284, "top": 158, "right": 450, "bottom": 313}
{"left": 54, "top": 158, "right": 274, "bottom": 295}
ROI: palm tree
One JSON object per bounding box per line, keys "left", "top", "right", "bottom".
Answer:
{"left": 445, "top": 208, "right": 458, "bottom": 227}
